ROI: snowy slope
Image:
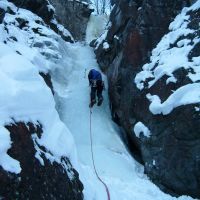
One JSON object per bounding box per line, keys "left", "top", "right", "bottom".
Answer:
{"left": 0, "top": 0, "right": 79, "bottom": 176}
{"left": 52, "top": 41, "right": 195, "bottom": 200}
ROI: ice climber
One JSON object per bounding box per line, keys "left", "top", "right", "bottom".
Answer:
{"left": 88, "top": 69, "right": 104, "bottom": 108}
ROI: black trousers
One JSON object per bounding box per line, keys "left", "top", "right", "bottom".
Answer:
{"left": 90, "top": 84, "right": 103, "bottom": 102}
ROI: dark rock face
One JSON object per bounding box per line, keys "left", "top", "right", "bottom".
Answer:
{"left": 8, "top": 0, "right": 73, "bottom": 42}
{"left": 0, "top": 8, "right": 5, "bottom": 24}
{"left": 49, "top": 0, "right": 94, "bottom": 41}
{"left": 138, "top": 6, "right": 200, "bottom": 198}
{"left": 0, "top": 122, "right": 83, "bottom": 200}
{"left": 95, "top": 0, "right": 200, "bottom": 198}
{"left": 39, "top": 72, "right": 54, "bottom": 95}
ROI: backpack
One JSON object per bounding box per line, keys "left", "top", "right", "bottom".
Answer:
{"left": 88, "top": 69, "right": 102, "bottom": 81}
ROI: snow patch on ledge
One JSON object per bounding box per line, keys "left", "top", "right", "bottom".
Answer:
{"left": 134, "top": 122, "right": 151, "bottom": 138}
{"left": 103, "top": 41, "right": 109, "bottom": 50}
{"left": 147, "top": 83, "right": 200, "bottom": 115}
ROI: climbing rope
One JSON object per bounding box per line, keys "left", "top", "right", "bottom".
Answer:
{"left": 89, "top": 108, "right": 111, "bottom": 200}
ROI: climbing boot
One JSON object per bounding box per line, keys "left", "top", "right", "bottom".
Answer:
{"left": 97, "top": 97, "right": 103, "bottom": 106}
{"left": 89, "top": 99, "right": 96, "bottom": 108}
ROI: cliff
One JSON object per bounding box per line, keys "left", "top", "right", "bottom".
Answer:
{"left": 0, "top": 1, "right": 85, "bottom": 199}
{"left": 94, "top": 0, "right": 200, "bottom": 198}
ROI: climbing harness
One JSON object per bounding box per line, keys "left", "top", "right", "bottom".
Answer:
{"left": 89, "top": 108, "right": 111, "bottom": 200}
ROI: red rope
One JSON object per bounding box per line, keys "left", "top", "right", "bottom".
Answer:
{"left": 89, "top": 108, "right": 111, "bottom": 200}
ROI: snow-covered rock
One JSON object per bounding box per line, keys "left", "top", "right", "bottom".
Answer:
{"left": 9, "top": 0, "right": 74, "bottom": 42}
{"left": 135, "top": 1, "right": 200, "bottom": 115}
{"left": 134, "top": 122, "right": 151, "bottom": 138}
{"left": 0, "top": 1, "right": 83, "bottom": 199}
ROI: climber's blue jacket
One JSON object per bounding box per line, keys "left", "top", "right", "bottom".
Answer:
{"left": 88, "top": 69, "right": 102, "bottom": 85}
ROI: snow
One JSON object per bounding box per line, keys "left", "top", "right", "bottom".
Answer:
{"left": 134, "top": 122, "right": 151, "bottom": 138}
{"left": 103, "top": 41, "right": 110, "bottom": 49}
{"left": 166, "top": 76, "right": 177, "bottom": 84}
{"left": 0, "top": 1, "right": 78, "bottom": 175}
{"left": 0, "top": 1, "right": 197, "bottom": 199}
{"left": 147, "top": 83, "right": 200, "bottom": 115}
{"left": 32, "top": 134, "right": 45, "bottom": 166}
{"left": 114, "top": 35, "right": 119, "bottom": 40}
{"left": 0, "top": 0, "right": 16, "bottom": 11}
{"left": 190, "top": 0, "right": 200, "bottom": 11}
{"left": 195, "top": 106, "right": 200, "bottom": 111}
{"left": 135, "top": 2, "right": 199, "bottom": 90}
{"left": 92, "top": 20, "right": 111, "bottom": 49}
{"left": 52, "top": 42, "right": 194, "bottom": 200}
{"left": 86, "top": 14, "right": 109, "bottom": 44}
{"left": 51, "top": 18, "right": 73, "bottom": 39}
{"left": 47, "top": 2, "right": 55, "bottom": 13}
{"left": 134, "top": 1, "right": 200, "bottom": 115}
{"left": 68, "top": 0, "right": 89, "bottom": 5}
{"left": 89, "top": 0, "right": 111, "bottom": 15}
{"left": 153, "top": 160, "right": 156, "bottom": 166}
{"left": 95, "top": 29, "right": 108, "bottom": 49}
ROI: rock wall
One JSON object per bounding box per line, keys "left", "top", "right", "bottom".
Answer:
{"left": 49, "top": 0, "right": 93, "bottom": 41}
{"left": 0, "top": 122, "right": 83, "bottom": 200}
{"left": 95, "top": 0, "right": 200, "bottom": 198}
